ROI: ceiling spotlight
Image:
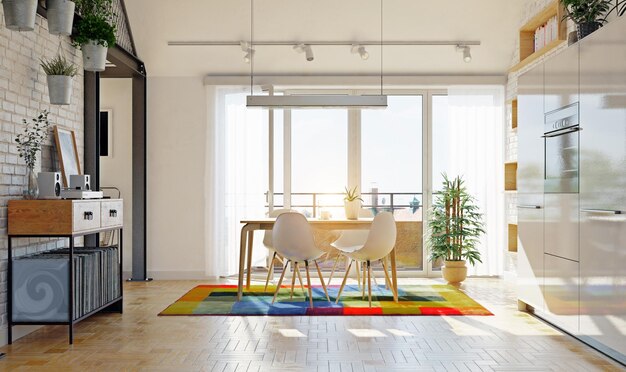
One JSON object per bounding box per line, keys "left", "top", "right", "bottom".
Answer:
{"left": 457, "top": 45, "right": 472, "bottom": 63}
{"left": 351, "top": 44, "right": 369, "bottom": 60}
{"left": 293, "top": 44, "right": 314, "bottom": 62}
{"left": 240, "top": 41, "right": 255, "bottom": 64}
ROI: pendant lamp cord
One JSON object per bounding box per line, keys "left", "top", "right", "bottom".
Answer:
{"left": 380, "top": 0, "right": 384, "bottom": 96}
{"left": 250, "top": 0, "right": 254, "bottom": 96}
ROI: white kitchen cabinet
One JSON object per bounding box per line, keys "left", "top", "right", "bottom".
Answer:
{"left": 543, "top": 253, "right": 579, "bottom": 335}
{"left": 545, "top": 43, "right": 579, "bottom": 114}
{"left": 579, "top": 15, "right": 626, "bottom": 364}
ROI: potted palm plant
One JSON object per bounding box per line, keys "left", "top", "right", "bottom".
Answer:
{"left": 561, "top": 0, "right": 613, "bottom": 40}
{"left": 426, "top": 174, "right": 484, "bottom": 284}
{"left": 2, "top": 0, "right": 38, "bottom": 31}
{"left": 41, "top": 54, "right": 78, "bottom": 105}
{"left": 73, "top": 0, "right": 116, "bottom": 71}
{"left": 343, "top": 186, "right": 363, "bottom": 220}
{"left": 47, "top": 0, "right": 76, "bottom": 36}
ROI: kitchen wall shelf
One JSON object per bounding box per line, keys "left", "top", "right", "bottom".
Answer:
{"left": 510, "top": 0, "right": 567, "bottom": 73}
{"left": 505, "top": 162, "right": 518, "bottom": 191}
{"left": 508, "top": 223, "right": 518, "bottom": 252}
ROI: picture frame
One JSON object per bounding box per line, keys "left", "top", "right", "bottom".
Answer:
{"left": 53, "top": 126, "right": 81, "bottom": 187}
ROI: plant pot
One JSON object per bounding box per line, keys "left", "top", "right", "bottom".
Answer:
{"left": 46, "top": 75, "right": 73, "bottom": 105}
{"left": 2, "top": 0, "right": 38, "bottom": 31}
{"left": 344, "top": 200, "right": 360, "bottom": 220}
{"left": 81, "top": 40, "right": 107, "bottom": 72}
{"left": 23, "top": 167, "right": 39, "bottom": 200}
{"left": 577, "top": 22, "right": 600, "bottom": 40}
{"left": 47, "top": 0, "right": 75, "bottom": 36}
{"left": 442, "top": 260, "right": 467, "bottom": 284}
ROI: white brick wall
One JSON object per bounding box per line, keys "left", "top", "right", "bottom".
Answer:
{"left": 0, "top": 9, "right": 84, "bottom": 329}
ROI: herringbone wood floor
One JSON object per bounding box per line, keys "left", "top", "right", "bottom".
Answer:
{"left": 0, "top": 277, "right": 624, "bottom": 371}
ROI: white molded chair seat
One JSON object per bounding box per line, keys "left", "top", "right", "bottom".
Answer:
{"left": 262, "top": 209, "right": 294, "bottom": 291}
{"left": 335, "top": 212, "right": 397, "bottom": 307}
{"left": 271, "top": 212, "right": 331, "bottom": 307}
{"left": 328, "top": 208, "right": 374, "bottom": 285}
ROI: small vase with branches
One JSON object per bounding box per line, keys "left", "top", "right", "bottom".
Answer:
{"left": 15, "top": 110, "right": 51, "bottom": 199}
{"left": 426, "top": 174, "right": 484, "bottom": 283}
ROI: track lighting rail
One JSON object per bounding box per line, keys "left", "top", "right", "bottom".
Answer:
{"left": 168, "top": 40, "right": 481, "bottom": 47}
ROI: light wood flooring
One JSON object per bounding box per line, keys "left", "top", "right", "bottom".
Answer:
{"left": 0, "top": 277, "right": 624, "bottom": 371}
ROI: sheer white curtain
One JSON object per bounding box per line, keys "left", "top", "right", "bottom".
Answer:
{"left": 444, "top": 86, "right": 505, "bottom": 276}
{"left": 205, "top": 86, "right": 268, "bottom": 278}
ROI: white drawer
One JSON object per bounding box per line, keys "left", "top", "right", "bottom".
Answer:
{"left": 101, "top": 200, "right": 123, "bottom": 228}
{"left": 72, "top": 201, "right": 101, "bottom": 233}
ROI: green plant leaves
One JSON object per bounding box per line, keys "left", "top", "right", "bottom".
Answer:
{"left": 40, "top": 55, "right": 78, "bottom": 76}
{"left": 15, "top": 110, "right": 51, "bottom": 169}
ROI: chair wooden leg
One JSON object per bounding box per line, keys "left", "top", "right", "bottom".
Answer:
{"left": 362, "top": 261, "right": 366, "bottom": 300}
{"left": 264, "top": 252, "right": 277, "bottom": 292}
{"left": 272, "top": 261, "right": 290, "bottom": 304}
{"left": 327, "top": 254, "right": 341, "bottom": 286}
{"left": 355, "top": 260, "right": 361, "bottom": 290}
{"left": 335, "top": 259, "right": 353, "bottom": 304}
{"left": 314, "top": 260, "right": 331, "bottom": 302}
{"left": 380, "top": 259, "right": 396, "bottom": 298}
{"left": 295, "top": 265, "right": 306, "bottom": 294}
{"left": 367, "top": 260, "right": 372, "bottom": 307}
{"left": 290, "top": 261, "right": 298, "bottom": 299}
{"left": 304, "top": 261, "right": 314, "bottom": 308}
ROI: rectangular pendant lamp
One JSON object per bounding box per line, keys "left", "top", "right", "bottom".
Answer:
{"left": 246, "top": 95, "right": 388, "bottom": 109}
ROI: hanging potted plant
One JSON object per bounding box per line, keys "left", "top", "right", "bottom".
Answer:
{"left": 2, "top": 0, "right": 38, "bottom": 31}
{"left": 561, "top": 0, "right": 613, "bottom": 40}
{"left": 426, "top": 174, "right": 484, "bottom": 284}
{"left": 47, "top": 0, "right": 76, "bottom": 36}
{"left": 41, "top": 54, "right": 78, "bottom": 105}
{"left": 15, "top": 111, "right": 52, "bottom": 200}
{"left": 343, "top": 186, "right": 363, "bottom": 220}
{"left": 73, "top": 0, "right": 116, "bottom": 71}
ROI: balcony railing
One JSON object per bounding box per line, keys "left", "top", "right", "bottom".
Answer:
{"left": 266, "top": 192, "right": 423, "bottom": 218}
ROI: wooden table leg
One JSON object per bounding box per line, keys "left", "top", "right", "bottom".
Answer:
{"left": 237, "top": 225, "right": 250, "bottom": 300}
{"left": 390, "top": 248, "right": 398, "bottom": 302}
{"left": 246, "top": 230, "right": 254, "bottom": 289}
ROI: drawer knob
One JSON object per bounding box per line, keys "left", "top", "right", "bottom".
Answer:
{"left": 83, "top": 211, "right": 93, "bottom": 220}
{"left": 109, "top": 209, "right": 118, "bottom": 217}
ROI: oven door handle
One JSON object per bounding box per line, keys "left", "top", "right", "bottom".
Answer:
{"left": 542, "top": 126, "right": 581, "bottom": 138}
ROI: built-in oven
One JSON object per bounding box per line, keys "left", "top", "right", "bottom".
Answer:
{"left": 544, "top": 103, "right": 580, "bottom": 194}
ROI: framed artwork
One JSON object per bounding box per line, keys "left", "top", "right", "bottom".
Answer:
{"left": 53, "top": 126, "right": 81, "bottom": 187}
{"left": 100, "top": 109, "right": 113, "bottom": 157}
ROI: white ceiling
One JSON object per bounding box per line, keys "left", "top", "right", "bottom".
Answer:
{"left": 124, "top": 0, "right": 527, "bottom": 77}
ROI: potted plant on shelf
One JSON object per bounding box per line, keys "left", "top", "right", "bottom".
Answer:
{"left": 344, "top": 186, "right": 363, "bottom": 220}
{"left": 426, "top": 174, "right": 484, "bottom": 284}
{"left": 561, "top": 0, "right": 613, "bottom": 40}
{"left": 15, "top": 111, "right": 51, "bottom": 200}
{"left": 1, "top": 0, "right": 38, "bottom": 31}
{"left": 41, "top": 54, "right": 78, "bottom": 105}
{"left": 47, "top": 0, "right": 76, "bottom": 36}
{"left": 73, "top": 0, "right": 116, "bottom": 71}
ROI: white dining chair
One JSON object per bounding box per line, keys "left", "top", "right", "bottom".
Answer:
{"left": 328, "top": 208, "right": 374, "bottom": 286}
{"left": 262, "top": 208, "right": 295, "bottom": 291}
{"left": 271, "top": 212, "right": 331, "bottom": 307}
{"left": 335, "top": 212, "right": 397, "bottom": 307}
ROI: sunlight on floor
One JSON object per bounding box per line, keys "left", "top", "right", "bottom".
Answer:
{"left": 386, "top": 328, "right": 414, "bottom": 337}
{"left": 278, "top": 329, "right": 307, "bottom": 338}
{"left": 347, "top": 329, "right": 387, "bottom": 338}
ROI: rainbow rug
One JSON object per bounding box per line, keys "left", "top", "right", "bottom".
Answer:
{"left": 159, "top": 284, "right": 492, "bottom": 316}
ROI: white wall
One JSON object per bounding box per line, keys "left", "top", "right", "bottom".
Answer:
{"left": 147, "top": 77, "right": 208, "bottom": 278}
{"left": 100, "top": 79, "right": 133, "bottom": 273}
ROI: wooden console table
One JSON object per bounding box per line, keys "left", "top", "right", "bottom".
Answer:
{"left": 7, "top": 199, "right": 124, "bottom": 344}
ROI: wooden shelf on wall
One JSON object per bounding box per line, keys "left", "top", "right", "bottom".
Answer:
{"left": 505, "top": 162, "right": 518, "bottom": 191}
{"left": 511, "top": 99, "right": 518, "bottom": 129}
{"left": 508, "top": 224, "right": 518, "bottom": 252}
{"left": 510, "top": 0, "right": 567, "bottom": 72}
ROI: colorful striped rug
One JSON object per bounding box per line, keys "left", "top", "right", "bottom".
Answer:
{"left": 159, "top": 284, "right": 492, "bottom": 316}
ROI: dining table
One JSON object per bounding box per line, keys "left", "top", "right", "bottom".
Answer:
{"left": 238, "top": 218, "right": 398, "bottom": 301}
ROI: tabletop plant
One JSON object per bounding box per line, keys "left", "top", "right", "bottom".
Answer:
{"left": 426, "top": 174, "right": 484, "bottom": 283}
{"left": 344, "top": 186, "right": 364, "bottom": 220}
{"left": 15, "top": 110, "right": 51, "bottom": 199}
